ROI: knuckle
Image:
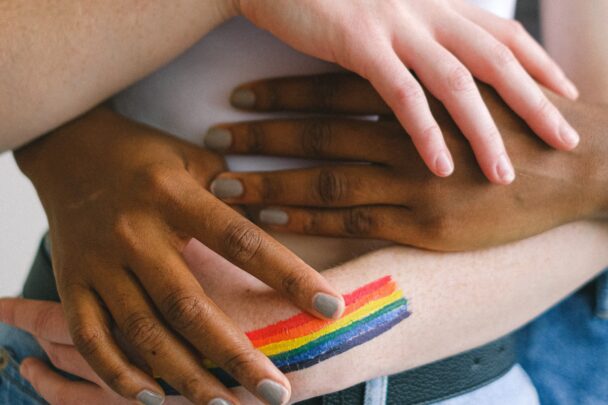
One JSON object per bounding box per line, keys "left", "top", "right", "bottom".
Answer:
{"left": 302, "top": 211, "right": 321, "bottom": 234}
{"left": 281, "top": 271, "right": 309, "bottom": 297}
{"left": 532, "top": 97, "right": 556, "bottom": 122}
{"left": 343, "top": 208, "right": 375, "bottom": 236}
{"left": 122, "top": 312, "right": 164, "bottom": 354}
{"left": 31, "top": 305, "right": 56, "bottom": 337}
{"left": 179, "top": 376, "right": 210, "bottom": 403}
{"left": 491, "top": 42, "right": 516, "bottom": 67}
{"left": 311, "top": 74, "right": 340, "bottom": 111}
{"left": 446, "top": 65, "right": 475, "bottom": 94}
{"left": 424, "top": 214, "right": 457, "bottom": 244}
{"left": 223, "top": 222, "right": 264, "bottom": 265}
{"left": 505, "top": 20, "right": 525, "bottom": 39}
{"left": 162, "top": 291, "right": 210, "bottom": 333}
{"left": 393, "top": 80, "right": 425, "bottom": 106}
{"left": 111, "top": 214, "right": 141, "bottom": 257}
{"left": 71, "top": 324, "right": 103, "bottom": 358}
{"left": 302, "top": 119, "right": 332, "bottom": 157}
{"left": 223, "top": 348, "right": 259, "bottom": 378}
{"left": 105, "top": 367, "right": 133, "bottom": 395}
{"left": 314, "top": 169, "right": 348, "bottom": 204}
{"left": 416, "top": 125, "right": 442, "bottom": 148}
{"left": 260, "top": 176, "right": 283, "bottom": 201}
{"left": 142, "top": 165, "right": 179, "bottom": 197}
{"left": 245, "top": 122, "right": 266, "bottom": 154}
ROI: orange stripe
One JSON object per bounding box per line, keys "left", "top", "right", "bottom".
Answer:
{"left": 250, "top": 281, "right": 397, "bottom": 347}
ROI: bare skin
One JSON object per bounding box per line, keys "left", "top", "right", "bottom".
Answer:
{"left": 13, "top": 108, "right": 345, "bottom": 405}
{"left": 1, "top": 221, "right": 608, "bottom": 404}
{"left": 209, "top": 74, "right": 608, "bottom": 249}
{"left": 6, "top": 72, "right": 608, "bottom": 404}
{"left": 1, "top": 0, "right": 579, "bottom": 185}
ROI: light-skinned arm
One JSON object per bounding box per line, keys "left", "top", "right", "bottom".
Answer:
{"left": 0, "top": 0, "right": 583, "bottom": 185}
{"left": 0, "top": 0, "right": 237, "bottom": 151}
{"left": 3, "top": 221, "right": 608, "bottom": 404}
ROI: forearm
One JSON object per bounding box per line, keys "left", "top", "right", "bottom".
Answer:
{"left": 190, "top": 221, "right": 608, "bottom": 403}
{"left": 541, "top": 0, "right": 608, "bottom": 103}
{"left": 0, "top": 0, "right": 236, "bottom": 152}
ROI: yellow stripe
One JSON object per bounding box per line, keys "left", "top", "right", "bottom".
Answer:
{"left": 258, "top": 290, "right": 404, "bottom": 356}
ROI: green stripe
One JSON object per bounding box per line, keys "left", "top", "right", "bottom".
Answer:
{"left": 269, "top": 298, "right": 408, "bottom": 362}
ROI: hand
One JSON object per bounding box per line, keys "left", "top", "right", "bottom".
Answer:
{"left": 0, "top": 298, "right": 195, "bottom": 405}
{"left": 205, "top": 74, "right": 607, "bottom": 251}
{"left": 14, "top": 107, "right": 344, "bottom": 405}
{"left": 234, "top": 0, "right": 580, "bottom": 184}
{"left": 0, "top": 241, "right": 304, "bottom": 405}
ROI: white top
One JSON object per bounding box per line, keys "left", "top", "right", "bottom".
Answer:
{"left": 113, "top": 1, "right": 517, "bottom": 173}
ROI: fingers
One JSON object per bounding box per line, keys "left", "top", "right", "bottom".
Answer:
{"left": 204, "top": 118, "right": 407, "bottom": 164}
{"left": 439, "top": 16, "right": 580, "bottom": 152}
{"left": 401, "top": 38, "right": 514, "bottom": 184}
{"left": 94, "top": 269, "right": 240, "bottom": 405}
{"left": 230, "top": 73, "right": 390, "bottom": 114}
{"left": 0, "top": 298, "right": 71, "bottom": 344}
{"left": 20, "top": 357, "right": 129, "bottom": 405}
{"left": 61, "top": 282, "right": 166, "bottom": 403}
{"left": 454, "top": 2, "right": 579, "bottom": 100}
{"left": 254, "top": 206, "right": 414, "bottom": 243}
{"left": 165, "top": 177, "right": 345, "bottom": 321}
{"left": 37, "top": 339, "right": 104, "bottom": 386}
{"left": 125, "top": 239, "right": 291, "bottom": 405}
{"left": 361, "top": 49, "right": 454, "bottom": 177}
{"left": 210, "top": 166, "right": 406, "bottom": 207}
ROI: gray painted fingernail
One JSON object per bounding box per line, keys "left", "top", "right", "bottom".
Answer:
{"left": 314, "top": 293, "right": 344, "bottom": 319}
{"left": 257, "top": 379, "right": 289, "bottom": 405}
{"left": 208, "top": 398, "right": 234, "bottom": 405}
{"left": 204, "top": 128, "right": 232, "bottom": 151}
{"left": 211, "top": 179, "right": 244, "bottom": 199}
{"left": 259, "top": 208, "right": 289, "bottom": 225}
{"left": 230, "top": 88, "right": 256, "bottom": 109}
{"left": 137, "top": 390, "right": 165, "bottom": 405}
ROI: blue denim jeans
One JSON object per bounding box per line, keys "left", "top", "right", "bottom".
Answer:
{"left": 0, "top": 322, "right": 47, "bottom": 405}
{"left": 517, "top": 271, "right": 608, "bottom": 405}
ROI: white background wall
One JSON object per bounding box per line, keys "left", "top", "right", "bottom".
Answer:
{"left": 0, "top": 152, "right": 47, "bottom": 296}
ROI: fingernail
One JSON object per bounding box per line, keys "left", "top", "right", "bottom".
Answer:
{"left": 259, "top": 208, "right": 289, "bottom": 225}
{"left": 495, "top": 154, "right": 515, "bottom": 184}
{"left": 210, "top": 179, "right": 244, "bottom": 199}
{"left": 204, "top": 128, "right": 233, "bottom": 151}
{"left": 434, "top": 151, "right": 454, "bottom": 177}
{"left": 565, "top": 79, "right": 579, "bottom": 100}
{"left": 256, "top": 379, "right": 290, "bottom": 405}
{"left": 560, "top": 123, "right": 580, "bottom": 149}
{"left": 313, "top": 293, "right": 345, "bottom": 319}
{"left": 230, "top": 88, "right": 256, "bottom": 109}
{"left": 137, "top": 390, "right": 165, "bottom": 405}
{"left": 209, "top": 398, "right": 234, "bottom": 405}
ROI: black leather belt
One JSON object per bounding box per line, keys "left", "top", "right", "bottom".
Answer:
{"left": 24, "top": 236, "right": 516, "bottom": 404}
{"left": 296, "top": 336, "right": 515, "bottom": 404}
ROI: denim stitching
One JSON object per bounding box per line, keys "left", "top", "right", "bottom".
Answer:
{"left": 0, "top": 346, "right": 46, "bottom": 403}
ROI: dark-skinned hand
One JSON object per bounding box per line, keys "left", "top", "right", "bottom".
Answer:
{"left": 14, "top": 107, "right": 345, "bottom": 405}
{"left": 205, "top": 74, "right": 607, "bottom": 251}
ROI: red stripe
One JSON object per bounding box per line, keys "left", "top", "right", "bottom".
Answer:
{"left": 246, "top": 275, "right": 393, "bottom": 341}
